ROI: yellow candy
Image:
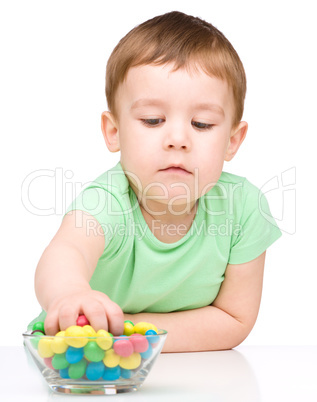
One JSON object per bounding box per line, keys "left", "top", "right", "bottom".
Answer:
{"left": 133, "top": 322, "right": 158, "bottom": 335}
{"left": 96, "top": 329, "right": 113, "bottom": 350}
{"left": 64, "top": 325, "right": 88, "bottom": 348}
{"left": 123, "top": 322, "right": 134, "bottom": 336}
{"left": 38, "top": 337, "right": 54, "bottom": 358}
{"left": 103, "top": 348, "right": 120, "bottom": 367}
{"left": 83, "top": 325, "right": 97, "bottom": 338}
{"left": 51, "top": 331, "right": 68, "bottom": 354}
{"left": 119, "top": 352, "right": 141, "bottom": 370}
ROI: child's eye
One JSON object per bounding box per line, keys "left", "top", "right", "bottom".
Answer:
{"left": 141, "top": 118, "right": 165, "bottom": 127}
{"left": 191, "top": 121, "right": 214, "bottom": 130}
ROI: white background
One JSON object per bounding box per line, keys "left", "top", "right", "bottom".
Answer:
{"left": 0, "top": 0, "right": 316, "bottom": 346}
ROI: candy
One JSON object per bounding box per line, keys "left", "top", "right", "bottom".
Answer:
{"left": 68, "top": 359, "right": 87, "bottom": 379}
{"left": 52, "top": 353, "right": 69, "bottom": 370}
{"left": 31, "top": 329, "right": 45, "bottom": 335}
{"left": 76, "top": 315, "right": 90, "bottom": 327}
{"left": 133, "top": 322, "right": 158, "bottom": 335}
{"left": 84, "top": 341, "right": 105, "bottom": 362}
{"left": 51, "top": 331, "right": 68, "bottom": 354}
{"left": 129, "top": 334, "right": 149, "bottom": 353}
{"left": 102, "top": 366, "right": 121, "bottom": 381}
{"left": 140, "top": 343, "right": 153, "bottom": 359}
{"left": 38, "top": 337, "right": 54, "bottom": 358}
{"left": 86, "top": 361, "right": 105, "bottom": 381}
{"left": 119, "top": 352, "right": 141, "bottom": 370}
{"left": 32, "top": 321, "right": 45, "bottom": 333}
{"left": 112, "top": 334, "right": 128, "bottom": 344}
{"left": 66, "top": 346, "right": 84, "bottom": 364}
{"left": 43, "top": 357, "right": 54, "bottom": 369}
{"left": 96, "top": 329, "right": 113, "bottom": 350}
{"left": 145, "top": 329, "right": 159, "bottom": 344}
{"left": 120, "top": 368, "right": 132, "bottom": 379}
{"left": 30, "top": 319, "right": 164, "bottom": 382}
{"left": 123, "top": 321, "right": 134, "bottom": 336}
{"left": 59, "top": 367, "right": 70, "bottom": 379}
{"left": 82, "top": 325, "right": 96, "bottom": 337}
{"left": 103, "top": 348, "right": 120, "bottom": 368}
{"left": 64, "top": 326, "right": 88, "bottom": 348}
{"left": 113, "top": 339, "right": 134, "bottom": 357}
{"left": 30, "top": 331, "right": 43, "bottom": 349}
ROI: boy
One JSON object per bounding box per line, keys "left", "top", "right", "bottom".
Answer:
{"left": 30, "top": 11, "right": 281, "bottom": 352}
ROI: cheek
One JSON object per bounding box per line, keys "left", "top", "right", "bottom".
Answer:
{"left": 204, "top": 129, "right": 230, "bottom": 159}
{"left": 195, "top": 143, "right": 227, "bottom": 195}
{"left": 197, "top": 139, "right": 226, "bottom": 168}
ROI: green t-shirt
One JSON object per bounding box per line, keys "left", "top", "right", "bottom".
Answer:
{"left": 28, "top": 162, "right": 281, "bottom": 327}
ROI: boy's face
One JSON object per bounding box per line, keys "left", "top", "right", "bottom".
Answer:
{"left": 103, "top": 63, "right": 246, "bottom": 214}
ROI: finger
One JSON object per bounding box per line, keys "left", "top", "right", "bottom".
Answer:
{"left": 59, "top": 304, "right": 78, "bottom": 331}
{"left": 104, "top": 300, "right": 124, "bottom": 336}
{"left": 82, "top": 301, "right": 108, "bottom": 332}
{"left": 44, "top": 310, "right": 60, "bottom": 335}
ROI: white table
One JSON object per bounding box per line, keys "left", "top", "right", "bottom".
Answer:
{"left": 1, "top": 346, "right": 316, "bottom": 401}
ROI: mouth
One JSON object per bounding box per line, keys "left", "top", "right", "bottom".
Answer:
{"left": 159, "top": 165, "right": 192, "bottom": 175}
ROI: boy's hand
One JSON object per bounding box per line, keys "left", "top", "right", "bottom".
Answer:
{"left": 44, "top": 289, "right": 124, "bottom": 336}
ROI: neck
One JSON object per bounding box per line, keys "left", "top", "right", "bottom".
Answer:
{"left": 140, "top": 197, "right": 198, "bottom": 225}
{"left": 129, "top": 180, "right": 197, "bottom": 220}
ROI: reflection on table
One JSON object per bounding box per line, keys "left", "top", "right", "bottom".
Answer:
{"left": 1, "top": 345, "right": 316, "bottom": 401}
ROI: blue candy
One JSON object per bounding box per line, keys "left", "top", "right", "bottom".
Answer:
{"left": 121, "top": 368, "right": 132, "bottom": 379}
{"left": 66, "top": 346, "right": 84, "bottom": 364}
{"left": 140, "top": 343, "right": 153, "bottom": 359}
{"left": 59, "top": 367, "right": 70, "bottom": 379}
{"left": 102, "top": 366, "right": 121, "bottom": 381}
{"left": 86, "top": 361, "right": 105, "bottom": 381}
{"left": 145, "top": 329, "right": 159, "bottom": 344}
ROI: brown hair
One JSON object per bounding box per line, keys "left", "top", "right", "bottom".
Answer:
{"left": 106, "top": 11, "right": 246, "bottom": 127}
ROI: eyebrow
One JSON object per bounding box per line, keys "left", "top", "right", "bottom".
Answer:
{"left": 193, "top": 102, "right": 225, "bottom": 117}
{"left": 130, "top": 98, "right": 165, "bottom": 110}
{"left": 130, "top": 98, "right": 225, "bottom": 117}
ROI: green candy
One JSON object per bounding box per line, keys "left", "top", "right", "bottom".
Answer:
{"left": 84, "top": 341, "right": 105, "bottom": 362}
{"left": 52, "top": 353, "right": 69, "bottom": 370}
{"left": 32, "top": 321, "right": 45, "bottom": 333}
{"left": 68, "top": 359, "right": 87, "bottom": 379}
{"left": 30, "top": 332, "right": 43, "bottom": 349}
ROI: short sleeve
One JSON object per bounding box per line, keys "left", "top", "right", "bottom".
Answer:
{"left": 228, "top": 180, "right": 282, "bottom": 264}
{"left": 65, "top": 186, "right": 125, "bottom": 253}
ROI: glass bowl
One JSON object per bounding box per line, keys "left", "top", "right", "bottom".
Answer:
{"left": 22, "top": 329, "right": 167, "bottom": 395}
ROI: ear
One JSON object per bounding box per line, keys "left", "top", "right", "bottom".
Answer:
{"left": 225, "top": 121, "right": 248, "bottom": 161}
{"left": 101, "top": 111, "right": 120, "bottom": 152}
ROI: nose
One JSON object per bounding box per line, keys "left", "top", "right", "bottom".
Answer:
{"left": 163, "top": 122, "right": 191, "bottom": 151}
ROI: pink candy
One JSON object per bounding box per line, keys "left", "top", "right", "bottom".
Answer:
{"left": 113, "top": 339, "right": 134, "bottom": 357}
{"left": 44, "top": 357, "right": 54, "bottom": 369}
{"left": 76, "top": 315, "right": 90, "bottom": 327}
{"left": 113, "top": 334, "right": 150, "bottom": 357}
{"left": 129, "top": 334, "right": 149, "bottom": 353}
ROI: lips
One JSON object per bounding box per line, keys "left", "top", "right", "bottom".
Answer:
{"left": 160, "top": 165, "right": 191, "bottom": 174}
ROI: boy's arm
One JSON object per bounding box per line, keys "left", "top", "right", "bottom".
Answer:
{"left": 125, "top": 252, "right": 266, "bottom": 352}
{"left": 35, "top": 211, "right": 124, "bottom": 335}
